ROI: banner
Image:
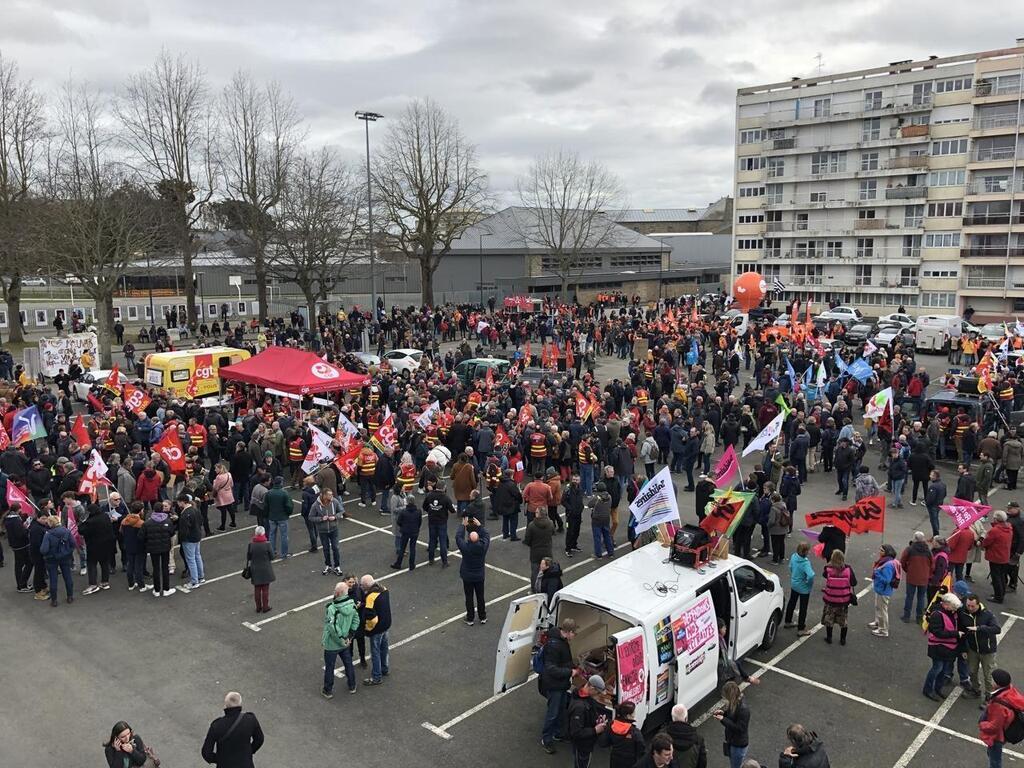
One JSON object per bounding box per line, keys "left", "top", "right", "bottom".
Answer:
{"left": 742, "top": 411, "right": 784, "bottom": 457}
{"left": 804, "top": 495, "right": 886, "bottom": 535}
{"left": 302, "top": 427, "right": 337, "bottom": 474}
{"left": 940, "top": 498, "right": 991, "bottom": 531}
{"left": 153, "top": 429, "right": 186, "bottom": 474}
{"left": 845, "top": 358, "right": 874, "bottom": 383}
{"left": 70, "top": 415, "right": 92, "bottom": 448}
{"left": 369, "top": 413, "right": 399, "bottom": 453}
{"left": 12, "top": 406, "right": 46, "bottom": 447}
{"left": 711, "top": 445, "right": 740, "bottom": 489}
{"left": 334, "top": 440, "right": 363, "bottom": 479}
{"left": 615, "top": 634, "right": 646, "bottom": 705}
{"left": 699, "top": 489, "right": 755, "bottom": 536}
{"left": 38, "top": 332, "right": 98, "bottom": 377}
{"left": 103, "top": 365, "right": 123, "bottom": 395}
{"left": 6, "top": 481, "right": 37, "bottom": 510}
{"left": 121, "top": 383, "right": 152, "bottom": 416}
{"left": 628, "top": 466, "right": 680, "bottom": 535}
{"left": 416, "top": 401, "right": 441, "bottom": 430}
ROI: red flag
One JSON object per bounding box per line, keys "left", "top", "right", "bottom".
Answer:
{"left": 77, "top": 450, "right": 112, "bottom": 502}
{"left": 121, "top": 383, "right": 152, "bottom": 416}
{"left": 485, "top": 366, "right": 494, "bottom": 390}
{"left": 70, "top": 415, "right": 92, "bottom": 449}
{"left": 523, "top": 342, "right": 532, "bottom": 365}
{"left": 103, "top": 365, "right": 123, "bottom": 395}
{"left": 804, "top": 495, "right": 886, "bottom": 535}
{"left": 184, "top": 369, "right": 199, "bottom": 400}
{"left": 0, "top": 422, "right": 10, "bottom": 451}
{"left": 6, "top": 480, "right": 37, "bottom": 510}
{"left": 699, "top": 494, "right": 746, "bottom": 536}
{"left": 369, "top": 413, "right": 399, "bottom": 452}
{"left": 790, "top": 298, "right": 799, "bottom": 327}
{"left": 804, "top": 296, "right": 812, "bottom": 328}
{"left": 494, "top": 424, "right": 511, "bottom": 449}
{"left": 86, "top": 392, "right": 105, "bottom": 413}
{"left": 565, "top": 344, "right": 575, "bottom": 371}
{"left": 153, "top": 429, "right": 186, "bottom": 474}
{"left": 574, "top": 392, "right": 594, "bottom": 422}
{"left": 334, "top": 440, "right": 363, "bottom": 479}
{"left": 517, "top": 407, "right": 532, "bottom": 428}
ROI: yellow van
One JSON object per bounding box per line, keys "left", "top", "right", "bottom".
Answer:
{"left": 144, "top": 347, "right": 251, "bottom": 398}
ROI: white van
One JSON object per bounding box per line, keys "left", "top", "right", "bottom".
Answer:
{"left": 915, "top": 315, "right": 966, "bottom": 352}
{"left": 494, "top": 545, "right": 784, "bottom": 728}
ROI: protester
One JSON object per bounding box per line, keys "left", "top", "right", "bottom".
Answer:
{"left": 662, "top": 704, "right": 707, "bottom": 768}
{"left": 309, "top": 488, "right": 344, "bottom": 576}
{"left": 784, "top": 541, "right": 815, "bottom": 636}
{"left": 246, "top": 525, "right": 275, "bottom": 613}
{"left": 777, "top": 723, "right": 831, "bottom": 768}
{"left": 567, "top": 674, "right": 608, "bottom": 768}
{"left": 40, "top": 515, "right": 75, "bottom": 606}
{"left": 900, "top": 532, "right": 933, "bottom": 624}
{"left": 200, "top": 691, "right": 264, "bottom": 767}
{"left": 869, "top": 544, "right": 900, "bottom": 638}
{"left": 958, "top": 593, "right": 1001, "bottom": 699}
{"left": 322, "top": 580, "right": 360, "bottom": 698}
{"left": 102, "top": 721, "right": 152, "bottom": 768}
{"left": 982, "top": 510, "right": 1013, "bottom": 604}
{"left": 456, "top": 516, "right": 490, "bottom": 625}
{"left": 922, "top": 592, "right": 962, "bottom": 701}
{"left": 540, "top": 618, "right": 577, "bottom": 755}
{"left": 714, "top": 680, "right": 750, "bottom": 768}
{"left": 979, "top": 669, "right": 1024, "bottom": 768}
{"left": 361, "top": 574, "right": 391, "bottom": 686}
{"left": 599, "top": 700, "right": 645, "bottom": 768}
{"left": 821, "top": 549, "right": 856, "bottom": 646}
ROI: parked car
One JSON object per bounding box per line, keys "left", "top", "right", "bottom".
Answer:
{"left": 878, "top": 312, "right": 915, "bottom": 329}
{"left": 21, "top": 277, "right": 46, "bottom": 287}
{"left": 73, "top": 370, "right": 113, "bottom": 402}
{"left": 747, "top": 306, "right": 778, "bottom": 322}
{"left": 380, "top": 348, "right": 424, "bottom": 375}
{"left": 872, "top": 322, "right": 914, "bottom": 347}
{"left": 842, "top": 322, "right": 875, "bottom": 344}
{"left": 815, "top": 306, "right": 863, "bottom": 323}
{"left": 978, "top": 322, "right": 1007, "bottom": 344}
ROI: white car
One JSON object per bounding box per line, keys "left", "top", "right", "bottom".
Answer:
{"left": 352, "top": 352, "right": 381, "bottom": 368}
{"left": 878, "top": 312, "right": 915, "bottom": 329}
{"left": 978, "top": 322, "right": 1007, "bottom": 343}
{"left": 21, "top": 277, "right": 46, "bottom": 287}
{"left": 73, "top": 369, "right": 113, "bottom": 402}
{"left": 381, "top": 348, "right": 424, "bottom": 375}
{"left": 873, "top": 323, "right": 912, "bottom": 346}
{"left": 815, "top": 306, "right": 863, "bottom": 323}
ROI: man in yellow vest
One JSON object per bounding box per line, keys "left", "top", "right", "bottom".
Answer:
{"left": 357, "top": 446, "right": 378, "bottom": 508}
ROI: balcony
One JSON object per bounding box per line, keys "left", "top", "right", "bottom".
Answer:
{"left": 893, "top": 124, "right": 929, "bottom": 139}
{"left": 772, "top": 138, "right": 796, "bottom": 150}
{"left": 976, "top": 81, "right": 1022, "bottom": 97}
{"left": 885, "top": 185, "right": 927, "bottom": 199}
{"left": 766, "top": 97, "right": 932, "bottom": 126}
{"left": 854, "top": 218, "right": 887, "bottom": 230}
{"left": 966, "top": 179, "right": 1024, "bottom": 195}
{"left": 765, "top": 222, "right": 793, "bottom": 232}
{"left": 962, "top": 277, "right": 1006, "bottom": 289}
{"left": 960, "top": 246, "right": 1024, "bottom": 258}
{"left": 973, "top": 147, "right": 1017, "bottom": 162}
{"left": 885, "top": 155, "right": 929, "bottom": 169}
{"left": 973, "top": 114, "right": 1020, "bottom": 132}
{"left": 963, "top": 213, "right": 1024, "bottom": 226}
{"left": 791, "top": 277, "right": 824, "bottom": 286}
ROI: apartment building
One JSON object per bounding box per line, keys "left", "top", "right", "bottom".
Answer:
{"left": 732, "top": 42, "right": 1024, "bottom": 320}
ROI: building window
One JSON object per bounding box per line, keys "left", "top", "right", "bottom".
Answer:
{"left": 737, "top": 213, "right": 764, "bottom": 224}
{"left": 809, "top": 191, "right": 827, "bottom": 203}
{"left": 764, "top": 184, "right": 783, "bottom": 204}
{"left": 904, "top": 204, "right": 924, "bottom": 227}
{"left": 855, "top": 265, "right": 873, "bottom": 286}
{"left": 810, "top": 151, "right": 846, "bottom": 174}
{"left": 912, "top": 82, "right": 932, "bottom": 105}
{"left": 903, "top": 234, "right": 922, "bottom": 258}
{"left": 859, "top": 180, "right": 877, "bottom": 200}
{"left": 812, "top": 97, "right": 831, "bottom": 117}
{"left": 900, "top": 266, "right": 920, "bottom": 287}
{"left": 540, "top": 254, "right": 602, "bottom": 271}
{"left": 860, "top": 152, "right": 879, "bottom": 171}
{"left": 858, "top": 209, "right": 876, "bottom": 219}
{"left": 935, "top": 76, "right": 972, "bottom": 93}
{"left": 864, "top": 90, "right": 883, "bottom": 111}
{"left": 862, "top": 118, "right": 881, "bottom": 141}
{"left": 766, "top": 157, "right": 785, "bottom": 178}
{"left": 739, "top": 156, "right": 765, "bottom": 171}
{"left": 609, "top": 253, "right": 662, "bottom": 268}
{"left": 931, "top": 138, "right": 969, "bottom": 156}
{"left": 922, "top": 269, "right": 958, "bottom": 278}
{"left": 927, "top": 201, "right": 963, "bottom": 218}
{"left": 825, "top": 241, "right": 843, "bottom": 258}
{"left": 735, "top": 263, "right": 759, "bottom": 274}
{"left": 929, "top": 169, "right": 966, "bottom": 187}
{"left": 760, "top": 264, "right": 781, "bottom": 277}
{"left": 736, "top": 239, "right": 763, "bottom": 250}
{"left": 856, "top": 238, "right": 875, "bottom": 258}
{"left": 739, "top": 129, "right": 764, "bottom": 144}
{"left": 921, "top": 292, "right": 956, "bottom": 308}
{"left": 34, "top": 309, "right": 47, "bottom": 327}
{"left": 738, "top": 185, "right": 764, "bottom": 198}
{"left": 924, "top": 232, "right": 961, "bottom": 248}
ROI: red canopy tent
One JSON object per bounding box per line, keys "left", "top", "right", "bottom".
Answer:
{"left": 218, "top": 347, "right": 368, "bottom": 395}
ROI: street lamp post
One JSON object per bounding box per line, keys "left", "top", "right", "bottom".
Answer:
{"left": 146, "top": 252, "right": 155, "bottom": 327}
{"left": 478, "top": 232, "right": 492, "bottom": 308}
{"left": 355, "top": 110, "right": 383, "bottom": 318}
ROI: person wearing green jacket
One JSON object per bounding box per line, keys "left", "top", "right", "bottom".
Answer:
{"left": 322, "top": 581, "right": 360, "bottom": 698}
{"left": 784, "top": 541, "right": 816, "bottom": 636}
{"left": 265, "top": 476, "right": 293, "bottom": 559}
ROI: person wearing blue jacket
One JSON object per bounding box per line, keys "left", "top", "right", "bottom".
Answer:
{"left": 784, "top": 541, "right": 815, "bottom": 635}
{"left": 869, "top": 544, "right": 900, "bottom": 638}
{"left": 455, "top": 518, "right": 491, "bottom": 625}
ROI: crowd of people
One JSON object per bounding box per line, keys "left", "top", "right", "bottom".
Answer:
{"left": 5, "top": 292, "right": 1024, "bottom": 766}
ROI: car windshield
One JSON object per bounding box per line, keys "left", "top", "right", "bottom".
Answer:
{"left": 980, "top": 323, "right": 1004, "bottom": 335}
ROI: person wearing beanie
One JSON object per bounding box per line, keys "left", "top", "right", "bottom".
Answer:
{"left": 567, "top": 674, "right": 608, "bottom": 766}
{"left": 923, "top": 592, "right": 961, "bottom": 701}
{"left": 980, "top": 668, "right": 1024, "bottom": 768}
{"left": 264, "top": 476, "right": 292, "bottom": 559}
{"left": 587, "top": 482, "right": 613, "bottom": 558}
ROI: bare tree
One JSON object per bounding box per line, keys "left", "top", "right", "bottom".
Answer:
{"left": 514, "top": 149, "right": 624, "bottom": 301}
{"left": 213, "top": 71, "right": 302, "bottom": 323}
{"left": 371, "top": 98, "right": 487, "bottom": 306}
{"left": 0, "top": 53, "right": 46, "bottom": 343}
{"left": 41, "top": 81, "right": 166, "bottom": 367}
{"left": 117, "top": 50, "right": 217, "bottom": 327}
{"left": 268, "top": 148, "right": 364, "bottom": 325}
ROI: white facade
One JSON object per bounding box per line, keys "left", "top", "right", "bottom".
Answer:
{"left": 732, "top": 43, "right": 1024, "bottom": 320}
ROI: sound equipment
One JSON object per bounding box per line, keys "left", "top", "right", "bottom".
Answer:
{"left": 671, "top": 525, "right": 711, "bottom": 567}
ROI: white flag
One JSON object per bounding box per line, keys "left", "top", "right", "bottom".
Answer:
{"left": 864, "top": 387, "right": 893, "bottom": 421}
{"left": 302, "top": 427, "right": 337, "bottom": 474}
{"left": 815, "top": 362, "right": 826, "bottom": 389}
{"left": 735, "top": 313, "right": 749, "bottom": 336}
{"left": 416, "top": 400, "right": 441, "bottom": 429}
{"left": 336, "top": 412, "right": 360, "bottom": 442}
{"left": 862, "top": 339, "right": 877, "bottom": 358}
{"left": 476, "top": 320, "right": 490, "bottom": 334}
{"left": 628, "top": 466, "right": 681, "bottom": 535}
{"left": 742, "top": 412, "right": 785, "bottom": 457}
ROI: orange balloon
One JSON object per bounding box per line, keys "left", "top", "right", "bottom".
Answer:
{"left": 732, "top": 272, "right": 766, "bottom": 312}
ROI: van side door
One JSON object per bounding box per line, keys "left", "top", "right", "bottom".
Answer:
{"left": 494, "top": 594, "right": 548, "bottom": 695}
{"left": 730, "top": 564, "right": 775, "bottom": 657}
{"left": 672, "top": 593, "right": 719, "bottom": 711}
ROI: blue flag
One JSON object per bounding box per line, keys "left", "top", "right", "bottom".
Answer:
{"left": 833, "top": 349, "right": 848, "bottom": 376}
{"left": 785, "top": 357, "right": 799, "bottom": 393}
{"left": 685, "top": 339, "right": 698, "bottom": 366}
{"left": 846, "top": 358, "right": 874, "bottom": 383}
{"left": 12, "top": 405, "right": 46, "bottom": 446}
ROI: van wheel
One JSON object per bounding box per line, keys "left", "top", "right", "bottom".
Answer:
{"left": 760, "top": 610, "right": 781, "bottom": 650}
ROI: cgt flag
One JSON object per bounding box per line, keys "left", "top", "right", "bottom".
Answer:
{"left": 369, "top": 413, "right": 399, "bottom": 453}
{"left": 805, "top": 495, "right": 886, "bottom": 535}
{"left": 711, "top": 445, "right": 740, "bottom": 490}
{"left": 628, "top": 466, "right": 680, "bottom": 535}
{"left": 153, "top": 429, "right": 186, "bottom": 474}
{"left": 940, "top": 498, "right": 991, "bottom": 531}
{"left": 334, "top": 440, "right": 363, "bottom": 479}
{"left": 70, "top": 415, "right": 92, "bottom": 449}
{"left": 301, "top": 427, "right": 336, "bottom": 475}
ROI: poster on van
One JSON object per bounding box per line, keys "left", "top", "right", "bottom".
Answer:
{"left": 615, "top": 635, "right": 646, "bottom": 705}
{"left": 679, "top": 595, "right": 716, "bottom": 656}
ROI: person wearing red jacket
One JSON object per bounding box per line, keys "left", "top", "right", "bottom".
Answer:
{"left": 983, "top": 511, "right": 1014, "bottom": 603}
{"left": 134, "top": 463, "right": 163, "bottom": 511}
{"left": 979, "top": 668, "right": 1024, "bottom": 768}
{"left": 947, "top": 526, "right": 977, "bottom": 582}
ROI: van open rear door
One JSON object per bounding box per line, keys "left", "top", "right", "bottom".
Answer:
{"left": 494, "top": 594, "right": 548, "bottom": 695}
{"left": 610, "top": 626, "right": 649, "bottom": 725}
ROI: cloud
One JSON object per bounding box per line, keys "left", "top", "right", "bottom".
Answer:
{"left": 727, "top": 60, "right": 757, "bottom": 74}
{"left": 672, "top": 8, "right": 726, "bottom": 35}
{"left": 658, "top": 47, "right": 703, "bottom": 69}
{"left": 699, "top": 80, "right": 738, "bottom": 105}
{"left": 524, "top": 70, "right": 594, "bottom": 95}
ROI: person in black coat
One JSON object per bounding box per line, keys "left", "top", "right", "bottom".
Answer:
{"left": 540, "top": 619, "right": 577, "bottom": 752}
{"left": 455, "top": 518, "right": 491, "bottom": 624}
{"left": 492, "top": 471, "right": 523, "bottom": 541}
{"left": 694, "top": 475, "right": 716, "bottom": 522}
{"left": 79, "top": 504, "right": 116, "bottom": 592}
{"left": 778, "top": 723, "right": 831, "bottom": 768}
{"left": 391, "top": 500, "right": 421, "bottom": 572}
{"left": 534, "top": 557, "right": 563, "bottom": 606}
{"left": 201, "top": 691, "right": 264, "bottom": 768}
{"left": 562, "top": 475, "right": 585, "bottom": 556}
{"left": 103, "top": 720, "right": 148, "bottom": 768}
{"left": 817, "top": 525, "right": 846, "bottom": 563}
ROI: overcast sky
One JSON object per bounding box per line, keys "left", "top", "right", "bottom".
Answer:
{"left": 2, "top": 0, "right": 1020, "bottom": 208}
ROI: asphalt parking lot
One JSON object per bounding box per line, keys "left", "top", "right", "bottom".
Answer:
{"left": 2, "top": 344, "right": 1019, "bottom": 767}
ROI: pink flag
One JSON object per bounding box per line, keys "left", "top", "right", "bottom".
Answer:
{"left": 940, "top": 498, "right": 991, "bottom": 531}
{"left": 711, "top": 445, "right": 740, "bottom": 489}
{"left": 6, "top": 481, "right": 37, "bottom": 511}
{"left": 66, "top": 503, "right": 83, "bottom": 549}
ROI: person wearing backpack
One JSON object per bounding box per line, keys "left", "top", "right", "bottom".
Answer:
{"left": 980, "top": 668, "right": 1024, "bottom": 768}
{"left": 869, "top": 544, "right": 900, "bottom": 638}
{"left": 39, "top": 515, "right": 75, "bottom": 607}
{"left": 539, "top": 618, "right": 577, "bottom": 755}
{"left": 899, "top": 532, "right": 934, "bottom": 624}
{"left": 768, "top": 493, "right": 790, "bottom": 564}
{"left": 598, "top": 700, "right": 646, "bottom": 768}
{"left": 321, "top": 580, "right": 360, "bottom": 698}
